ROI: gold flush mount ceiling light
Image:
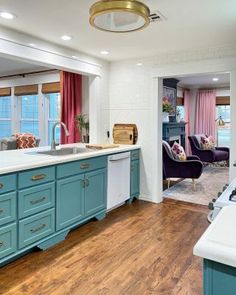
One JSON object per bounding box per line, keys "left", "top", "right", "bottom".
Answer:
{"left": 89, "top": 0, "right": 150, "bottom": 33}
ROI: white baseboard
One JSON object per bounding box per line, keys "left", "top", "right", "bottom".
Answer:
{"left": 139, "top": 193, "right": 162, "bottom": 204}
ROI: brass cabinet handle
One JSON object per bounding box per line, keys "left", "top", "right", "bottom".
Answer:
{"left": 0, "top": 183, "right": 3, "bottom": 189}
{"left": 31, "top": 174, "right": 46, "bottom": 181}
{"left": 30, "top": 197, "right": 46, "bottom": 205}
{"left": 85, "top": 179, "right": 90, "bottom": 187}
{"left": 80, "top": 163, "right": 90, "bottom": 169}
{"left": 30, "top": 223, "right": 46, "bottom": 233}
{"left": 0, "top": 241, "right": 4, "bottom": 247}
{"left": 0, "top": 208, "right": 4, "bottom": 214}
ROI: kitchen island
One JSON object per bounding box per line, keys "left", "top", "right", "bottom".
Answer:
{"left": 0, "top": 143, "right": 140, "bottom": 266}
{"left": 194, "top": 205, "right": 236, "bottom": 295}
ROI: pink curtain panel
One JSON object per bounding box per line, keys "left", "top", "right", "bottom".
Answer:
{"left": 195, "top": 89, "right": 216, "bottom": 139}
{"left": 184, "top": 89, "right": 191, "bottom": 155}
{"left": 60, "top": 71, "right": 82, "bottom": 144}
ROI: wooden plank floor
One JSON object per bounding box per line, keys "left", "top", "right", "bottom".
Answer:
{"left": 0, "top": 199, "right": 209, "bottom": 295}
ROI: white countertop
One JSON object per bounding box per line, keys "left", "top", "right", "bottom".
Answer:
{"left": 0, "top": 143, "right": 140, "bottom": 175}
{"left": 194, "top": 205, "right": 236, "bottom": 268}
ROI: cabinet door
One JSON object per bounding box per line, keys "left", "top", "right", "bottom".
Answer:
{"left": 56, "top": 175, "right": 84, "bottom": 230}
{"left": 131, "top": 160, "right": 140, "bottom": 197}
{"left": 84, "top": 169, "right": 106, "bottom": 216}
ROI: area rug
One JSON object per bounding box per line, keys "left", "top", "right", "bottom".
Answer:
{"left": 163, "top": 166, "right": 229, "bottom": 205}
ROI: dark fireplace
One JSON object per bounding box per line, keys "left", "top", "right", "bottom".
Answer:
{"left": 163, "top": 122, "right": 186, "bottom": 149}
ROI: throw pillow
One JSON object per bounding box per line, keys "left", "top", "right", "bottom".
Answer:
{"left": 14, "top": 133, "right": 36, "bottom": 149}
{"left": 200, "top": 135, "right": 215, "bottom": 150}
{"left": 171, "top": 141, "right": 187, "bottom": 161}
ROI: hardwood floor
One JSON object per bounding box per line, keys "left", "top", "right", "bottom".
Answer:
{"left": 0, "top": 199, "right": 209, "bottom": 295}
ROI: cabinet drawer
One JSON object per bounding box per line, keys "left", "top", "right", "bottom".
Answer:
{"left": 18, "top": 183, "right": 55, "bottom": 219}
{"left": 0, "top": 174, "right": 16, "bottom": 195}
{"left": 18, "top": 166, "right": 55, "bottom": 189}
{"left": 57, "top": 156, "right": 107, "bottom": 179}
{"left": 19, "top": 209, "right": 55, "bottom": 249}
{"left": 0, "top": 192, "right": 16, "bottom": 226}
{"left": 0, "top": 223, "right": 17, "bottom": 259}
{"left": 131, "top": 150, "right": 140, "bottom": 161}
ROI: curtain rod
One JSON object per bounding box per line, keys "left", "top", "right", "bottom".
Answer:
{"left": 0, "top": 69, "right": 58, "bottom": 80}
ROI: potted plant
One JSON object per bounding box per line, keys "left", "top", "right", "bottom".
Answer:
{"left": 162, "top": 97, "right": 174, "bottom": 122}
{"left": 75, "top": 114, "right": 89, "bottom": 143}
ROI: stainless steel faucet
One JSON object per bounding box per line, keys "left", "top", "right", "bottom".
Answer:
{"left": 51, "top": 122, "right": 70, "bottom": 150}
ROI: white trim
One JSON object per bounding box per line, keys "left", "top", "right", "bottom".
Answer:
{"left": 0, "top": 38, "right": 102, "bottom": 77}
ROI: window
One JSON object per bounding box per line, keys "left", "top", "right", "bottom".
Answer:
{"left": 0, "top": 96, "right": 12, "bottom": 138}
{"left": 216, "top": 105, "right": 230, "bottom": 147}
{"left": 176, "top": 105, "right": 185, "bottom": 120}
{"left": 0, "top": 84, "right": 61, "bottom": 146}
{"left": 47, "top": 93, "right": 61, "bottom": 144}
{"left": 20, "top": 95, "right": 39, "bottom": 136}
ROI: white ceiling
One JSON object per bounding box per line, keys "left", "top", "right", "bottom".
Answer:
{"left": 0, "top": 56, "right": 48, "bottom": 76}
{"left": 0, "top": 0, "right": 235, "bottom": 61}
{"left": 177, "top": 72, "right": 230, "bottom": 88}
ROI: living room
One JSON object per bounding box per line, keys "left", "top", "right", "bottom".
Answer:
{"left": 162, "top": 73, "right": 230, "bottom": 207}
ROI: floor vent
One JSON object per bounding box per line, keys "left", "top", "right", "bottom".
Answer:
{"left": 149, "top": 11, "right": 166, "bottom": 22}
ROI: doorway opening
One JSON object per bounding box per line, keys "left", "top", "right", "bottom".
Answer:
{"left": 162, "top": 72, "right": 230, "bottom": 206}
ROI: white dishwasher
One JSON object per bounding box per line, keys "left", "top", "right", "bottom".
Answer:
{"left": 107, "top": 152, "right": 131, "bottom": 210}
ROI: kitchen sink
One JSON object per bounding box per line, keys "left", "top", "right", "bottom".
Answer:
{"left": 37, "top": 147, "right": 92, "bottom": 156}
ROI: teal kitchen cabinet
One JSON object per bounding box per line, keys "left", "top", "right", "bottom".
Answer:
{"left": 0, "top": 192, "right": 16, "bottom": 226}
{"left": 0, "top": 150, "right": 139, "bottom": 266}
{"left": 56, "top": 156, "right": 107, "bottom": 229}
{"left": 204, "top": 259, "right": 236, "bottom": 295}
{"left": 84, "top": 169, "right": 106, "bottom": 217}
{"left": 130, "top": 150, "right": 140, "bottom": 198}
{"left": 0, "top": 223, "right": 17, "bottom": 259}
{"left": 56, "top": 174, "right": 84, "bottom": 230}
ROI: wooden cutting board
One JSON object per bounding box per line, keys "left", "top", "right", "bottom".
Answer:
{"left": 86, "top": 144, "right": 120, "bottom": 150}
{"left": 113, "top": 124, "right": 138, "bottom": 145}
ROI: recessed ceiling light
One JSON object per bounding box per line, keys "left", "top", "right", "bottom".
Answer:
{"left": 100, "top": 50, "right": 109, "bottom": 55}
{"left": 136, "top": 62, "right": 143, "bottom": 66}
{"left": 0, "top": 11, "right": 16, "bottom": 20}
{"left": 61, "top": 35, "right": 72, "bottom": 41}
{"left": 212, "top": 78, "right": 219, "bottom": 81}
{"left": 29, "top": 43, "right": 36, "bottom": 47}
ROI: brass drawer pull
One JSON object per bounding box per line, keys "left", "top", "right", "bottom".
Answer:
{"left": 30, "top": 197, "right": 46, "bottom": 205}
{"left": 30, "top": 223, "right": 46, "bottom": 233}
{"left": 0, "top": 241, "right": 4, "bottom": 247}
{"left": 0, "top": 183, "right": 3, "bottom": 189}
{"left": 0, "top": 208, "right": 4, "bottom": 214}
{"left": 80, "top": 163, "right": 90, "bottom": 169}
{"left": 31, "top": 174, "right": 46, "bottom": 181}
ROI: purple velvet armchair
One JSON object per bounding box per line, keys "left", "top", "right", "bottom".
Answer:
{"left": 188, "top": 135, "right": 229, "bottom": 164}
{"left": 163, "top": 141, "right": 203, "bottom": 189}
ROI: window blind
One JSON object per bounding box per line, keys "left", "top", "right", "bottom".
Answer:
{"left": 0, "top": 87, "right": 11, "bottom": 97}
{"left": 42, "top": 82, "right": 60, "bottom": 94}
{"left": 177, "top": 97, "right": 184, "bottom": 106}
{"left": 216, "top": 96, "right": 230, "bottom": 105}
{"left": 14, "top": 84, "right": 38, "bottom": 96}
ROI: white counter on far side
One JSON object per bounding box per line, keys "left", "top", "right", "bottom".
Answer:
{"left": 194, "top": 205, "right": 236, "bottom": 268}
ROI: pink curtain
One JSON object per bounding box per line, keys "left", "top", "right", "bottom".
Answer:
{"left": 195, "top": 90, "right": 216, "bottom": 139}
{"left": 60, "top": 71, "right": 82, "bottom": 144}
{"left": 184, "top": 89, "right": 191, "bottom": 155}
